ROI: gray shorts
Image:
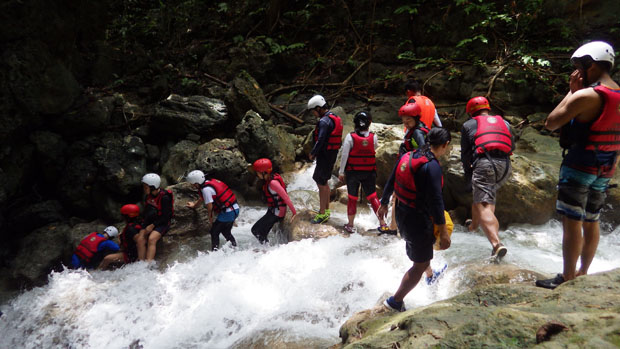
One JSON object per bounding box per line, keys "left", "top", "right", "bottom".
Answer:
{"left": 472, "top": 157, "right": 511, "bottom": 204}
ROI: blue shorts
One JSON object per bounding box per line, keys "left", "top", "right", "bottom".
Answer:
{"left": 556, "top": 166, "right": 610, "bottom": 222}
{"left": 217, "top": 208, "right": 240, "bottom": 223}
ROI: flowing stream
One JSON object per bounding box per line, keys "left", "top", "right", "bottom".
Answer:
{"left": 1, "top": 165, "right": 619, "bottom": 348}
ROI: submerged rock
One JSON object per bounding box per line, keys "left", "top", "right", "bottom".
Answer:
{"left": 337, "top": 267, "right": 620, "bottom": 348}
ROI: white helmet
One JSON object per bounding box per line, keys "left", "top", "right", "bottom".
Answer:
{"left": 307, "top": 95, "right": 327, "bottom": 110}
{"left": 571, "top": 41, "right": 615, "bottom": 66}
{"left": 141, "top": 173, "right": 161, "bottom": 188}
{"left": 186, "top": 170, "right": 205, "bottom": 185}
{"left": 104, "top": 226, "right": 119, "bottom": 238}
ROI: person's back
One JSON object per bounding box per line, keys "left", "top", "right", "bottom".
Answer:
{"left": 72, "top": 227, "right": 120, "bottom": 269}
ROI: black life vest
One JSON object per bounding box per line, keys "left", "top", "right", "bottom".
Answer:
{"left": 263, "top": 173, "right": 287, "bottom": 209}
{"left": 346, "top": 132, "right": 376, "bottom": 171}
{"left": 75, "top": 232, "right": 106, "bottom": 263}
{"left": 145, "top": 189, "right": 174, "bottom": 217}
{"left": 473, "top": 115, "right": 512, "bottom": 155}
{"left": 313, "top": 111, "right": 343, "bottom": 150}
{"left": 586, "top": 85, "right": 620, "bottom": 151}
{"left": 201, "top": 179, "right": 237, "bottom": 211}
{"left": 120, "top": 222, "right": 142, "bottom": 263}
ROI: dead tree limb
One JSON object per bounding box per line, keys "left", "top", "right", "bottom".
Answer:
{"left": 486, "top": 65, "right": 509, "bottom": 98}
{"left": 270, "top": 103, "right": 304, "bottom": 123}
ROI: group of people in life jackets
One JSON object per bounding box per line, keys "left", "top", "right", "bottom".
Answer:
{"left": 70, "top": 40, "right": 619, "bottom": 314}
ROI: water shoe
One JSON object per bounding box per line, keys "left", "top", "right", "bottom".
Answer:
{"left": 384, "top": 296, "right": 406, "bottom": 312}
{"left": 426, "top": 264, "right": 448, "bottom": 285}
{"left": 492, "top": 243, "right": 507, "bottom": 259}
{"left": 535, "top": 274, "right": 565, "bottom": 289}
{"left": 310, "top": 212, "right": 329, "bottom": 224}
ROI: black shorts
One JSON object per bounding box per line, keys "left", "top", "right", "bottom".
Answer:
{"left": 345, "top": 170, "right": 377, "bottom": 198}
{"left": 313, "top": 150, "right": 339, "bottom": 185}
{"left": 153, "top": 224, "right": 170, "bottom": 237}
{"left": 395, "top": 203, "right": 434, "bottom": 263}
{"left": 251, "top": 209, "right": 283, "bottom": 243}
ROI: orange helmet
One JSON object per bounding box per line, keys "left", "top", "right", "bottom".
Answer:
{"left": 252, "top": 158, "right": 272, "bottom": 173}
{"left": 120, "top": 204, "right": 140, "bottom": 218}
{"left": 398, "top": 103, "right": 422, "bottom": 118}
{"left": 466, "top": 96, "right": 490, "bottom": 115}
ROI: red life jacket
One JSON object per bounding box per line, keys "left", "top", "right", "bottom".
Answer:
{"left": 145, "top": 189, "right": 174, "bottom": 217}
{"left": 394, "top": 151, "right": 442, "bottom": 208}
{"left": 346, "top": 132, "right": 376, "bottom": 171}
{"left": 402, "top": 126, "right": 429, "bottom": 152}
{"left": 263, "top": 173, "right": 287, "bottom": 209}
{"left": 120, "top": 222, "right": 142, "bottom": 263}
{"left": 75, "top": 232, "right": 106, "bottom": 263}
{"left": 473, "top": 115, "right": 512, "bottom": 155}
{"left": 201, "top": 179, "right": 237, "bottom": 211}
{"left": 313, "top": 111, "right": 343, "bottom": 150}
{"left": 586, "top": 85, "right": 620, "bottom": 151}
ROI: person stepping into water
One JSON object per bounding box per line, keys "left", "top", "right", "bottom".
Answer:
{"left": 251, "top": 158, "right": 297, "bottom": 244}
{"left": 378, "top": 128, "right": 452, "bottom": 312}
{"left": 308, "top": 95, "right": 343, "bottom": 224}
{"left": 186, "top": 170, "right": 239, "bottom": 251}
{"left": 460, "top": 97, "right": 514, "bottom": 259}
{"left": 338, "top": 111, "right": 388, "bottom": 234}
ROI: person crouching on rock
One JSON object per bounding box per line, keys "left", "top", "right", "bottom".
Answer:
{"left": 251, "top": 158, "right": 297, "bottom": 244}
{"left": 71, "top": 226, "right": 120, "bottom": 270}
{"left": 99, "top": 204, "right": 143, "bottom": 268}
{"left": 337, "top": 111, "right": 387, "bottom": 233}
{"left": 137, "top": 173, "right": 173, "bottom": 261}
{"left": 377, "top": 128, "right": 452, "bottom": 312}
{"left": 186, "top": 170, "right": 239, "bottom": 251}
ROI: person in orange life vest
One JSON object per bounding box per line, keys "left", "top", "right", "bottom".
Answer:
{"left": 384, "top": 103, "right": 430, "bottom": 235}
{"left": 405, "top": 79, "right": 442, "bottom": 129}
{"left": 461, "top": 96, "right": 514, "bottom": 259}
{"left": 337, "top": 111, "right": 388, "bottom": 233}
{"left": 186, "top": 170, "right": 239, "bottom": 251}
{"left": 98, "top": 204, "right": 144, "bottom": 269}
{"left": 71, "top": 226, "right": 120, "bottom": 269}
{"left": 137, "top": 173, "right": 173, "bottom": 261}
{"left": 377, "top": 128, "right": 452, "bottom": 312}
{"left": 308, "top": 95, "right": 343, "bottom": 224}
{"left": 537, "top": 41, "right": 619, "bottom": 289}
{"left": 251, "top": 158, "right": 297, "bottom": 244}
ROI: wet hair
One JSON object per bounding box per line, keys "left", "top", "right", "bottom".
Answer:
{"left": 405, "top": 80, "right": 422, "bottom": 93}
{"left": 427, "top": 127, "right": 451, "bottom": 146}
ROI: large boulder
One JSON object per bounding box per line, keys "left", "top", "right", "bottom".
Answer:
{"left": 6, "top": 200, "right": 66, "bottom": 237}
{"left": 29, "top": 130, "right": 68, "bottom": 185}
{"left": 225, "top": 71, "right": 272, "bottom": 124}
{"left": 152, "top": 94, "right": 228, "bottom": 138}
{"left": 52, "top": 95, "right": 116, "bottom": 137}
{"left": 161, "top": 140, "right": 199, "bottom": 185}
{"left": 57, "top": 156, "right": 98, "bottom": 215}
{"left": 93, "top": 134, "right": 147, "bottom": 196}
{"left": 281, "top": 210, "right": 342, "bottom": 241}
{"left": 235, "top": 110, "right": 297, "bottom": 171}
{"left": 338, "top": 268, "right": 620, "bottom": 348}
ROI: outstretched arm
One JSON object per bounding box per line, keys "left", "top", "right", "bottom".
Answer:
{"left": 270, "top": 180, "right": 296, "bottom": 216}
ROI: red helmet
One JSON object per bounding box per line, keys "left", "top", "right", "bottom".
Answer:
{"left": 252, "top": 158, "right": 272, "bottom": 173}
{"left": 466, "top": 96, "right": 490, "bottom": 115}
{"left": 120, "top": 204, "right": 140, "bottom": 218}
{"left": 398, "top": 103, "right": 422, "bottom": 118}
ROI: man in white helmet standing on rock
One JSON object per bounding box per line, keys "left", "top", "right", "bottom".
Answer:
{"left": 308, "top": 95, "right": 343, "bottom": 224}
{"left": 540, "top": 41, "right": 619, "bottom": 289}
{"left": 137, "top": 173, "right": 174, "bottom": 261}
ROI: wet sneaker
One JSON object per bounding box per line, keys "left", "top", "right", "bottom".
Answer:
{"left": 344, "top": 223, "right": 355, "bottom": 233}
{"left": 536, "top": 274, "right": 565, "bottom": 289}
{"left": 310, "top": 212, "right": 330, "bottom": 224}
{"left": 492, "top": 243, "right": 507, "bottom": 259}
{"left": 426, "top": 264, "right": 448, "bottom": 285}
{"left": 384, "top": 296, "right": 406, "bottom": 312}
{"left": 378, "top": 225, "right": 398, "bottom": 235}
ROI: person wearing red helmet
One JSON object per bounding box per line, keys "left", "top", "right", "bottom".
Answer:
{"left": 405, "top": 79, "right": 442, "bottom": 129}
{"left": 98, "top": 204, "right": 144, "bottom": 268}
{"left": 251, "top": 158, "right": 297, "bottom": 244}
{"left": 338, "top": 111, "right": 388, "bottom": 233}
{"left": 538, "top": 41, "right": 619, "bottom": 289}
{"left": 461, "top": 96, "right": 514, "bottom": 259}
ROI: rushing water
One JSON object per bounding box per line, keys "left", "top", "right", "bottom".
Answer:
{"left": 1, "top": 165, "right": 619, "bottom": 348}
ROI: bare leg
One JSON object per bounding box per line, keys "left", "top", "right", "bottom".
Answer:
{"left": 577, "top": 221, "right": 599, "bottom": 276}
{"left": 473, "top": 202, "right": 501, "bottom": 248}
{"left": 562, "top": 216, "right": 583, "bottom": 281}
{"left": 393, "top": 261, "right": 430, "bottom": 302}
{"left": 317, "top": 183, "right": 330, "bottom": 214}
{"left": 146, "top": 230, "right": 162, "bottom": 261}
{"left": 136, "top": 229, "right": 148, "bottom": 261}
{"left": 99, "top": 252, "right": 124, "bottom": 270}
{"left": 389, "top": 196, "right": 398, "bottom": 231}
{"left": 425, "top": 265, "right": 433, "bottom": 278}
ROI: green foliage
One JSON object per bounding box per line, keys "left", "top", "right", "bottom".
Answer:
{"left": 394, "top": 5, "right": 418, "bottom": 15}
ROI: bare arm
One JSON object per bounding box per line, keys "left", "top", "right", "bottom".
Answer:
{"left": 546, "top": 70, "right": 602, "bottom": 131}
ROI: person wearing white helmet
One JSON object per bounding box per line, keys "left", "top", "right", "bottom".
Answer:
{"left": 186, "top": 170, "right": 239, "bottom": 250}
{"left": 71, "top": 226, "right": 120, "bottom": 270}
{"left": 308, "top": 95, "right": 343, "bottom": 224}
{"left": 137, "top": 173, "right": 174, "bottom": 261}
{"left": 540, "top": 41, "right": 619, "bottom": 289}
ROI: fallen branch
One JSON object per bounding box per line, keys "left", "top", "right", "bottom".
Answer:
{"left": 436, "top": 102, "right": 467, "bottom": 108}
{"left": 203, "top": 73, "right": 228, "bottom": 86}
{"left": 270, "top": 103, "right": 304, "bottom": 123}
{"left": 486, "top": 65, "right": 509, "bottom": 98}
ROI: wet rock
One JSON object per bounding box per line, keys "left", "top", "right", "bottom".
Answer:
{"left": 153, "top": 94, "right": 228, "bottom": 138}
{"left": 282, "top": 210, "right": 342, "bottom": 241}
{"left": 7, "top": 200, "right": 66, "bottom": 236}
{"left": 29, "top": 130, "right": 68, "bottom": 184}
{"left": 93, "top": 134, "right": 147, "bottom": 196}
{"left": 338, "top": 268, "right": 620, "bottom": 348}
{"left": 516, "top": 126, "right": 562, "bottom": 156}
{"left": 53, "top": 95, "right": 115, "bottom": 137}
{"left": 235, "top": 110, "right": 297, "bottom": 171}
{"left": 225, "top": 71, "right": 271, "bottom": 124}
{"left": 161, "top": 140, "right": 198, "bottom": 185}
{"left": 57, "top": 156, "right": 98, "bottom": 215}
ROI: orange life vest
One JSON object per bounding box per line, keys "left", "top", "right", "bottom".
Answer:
{"left": 407, "top": 95, "right": 435, "bottom": 129}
